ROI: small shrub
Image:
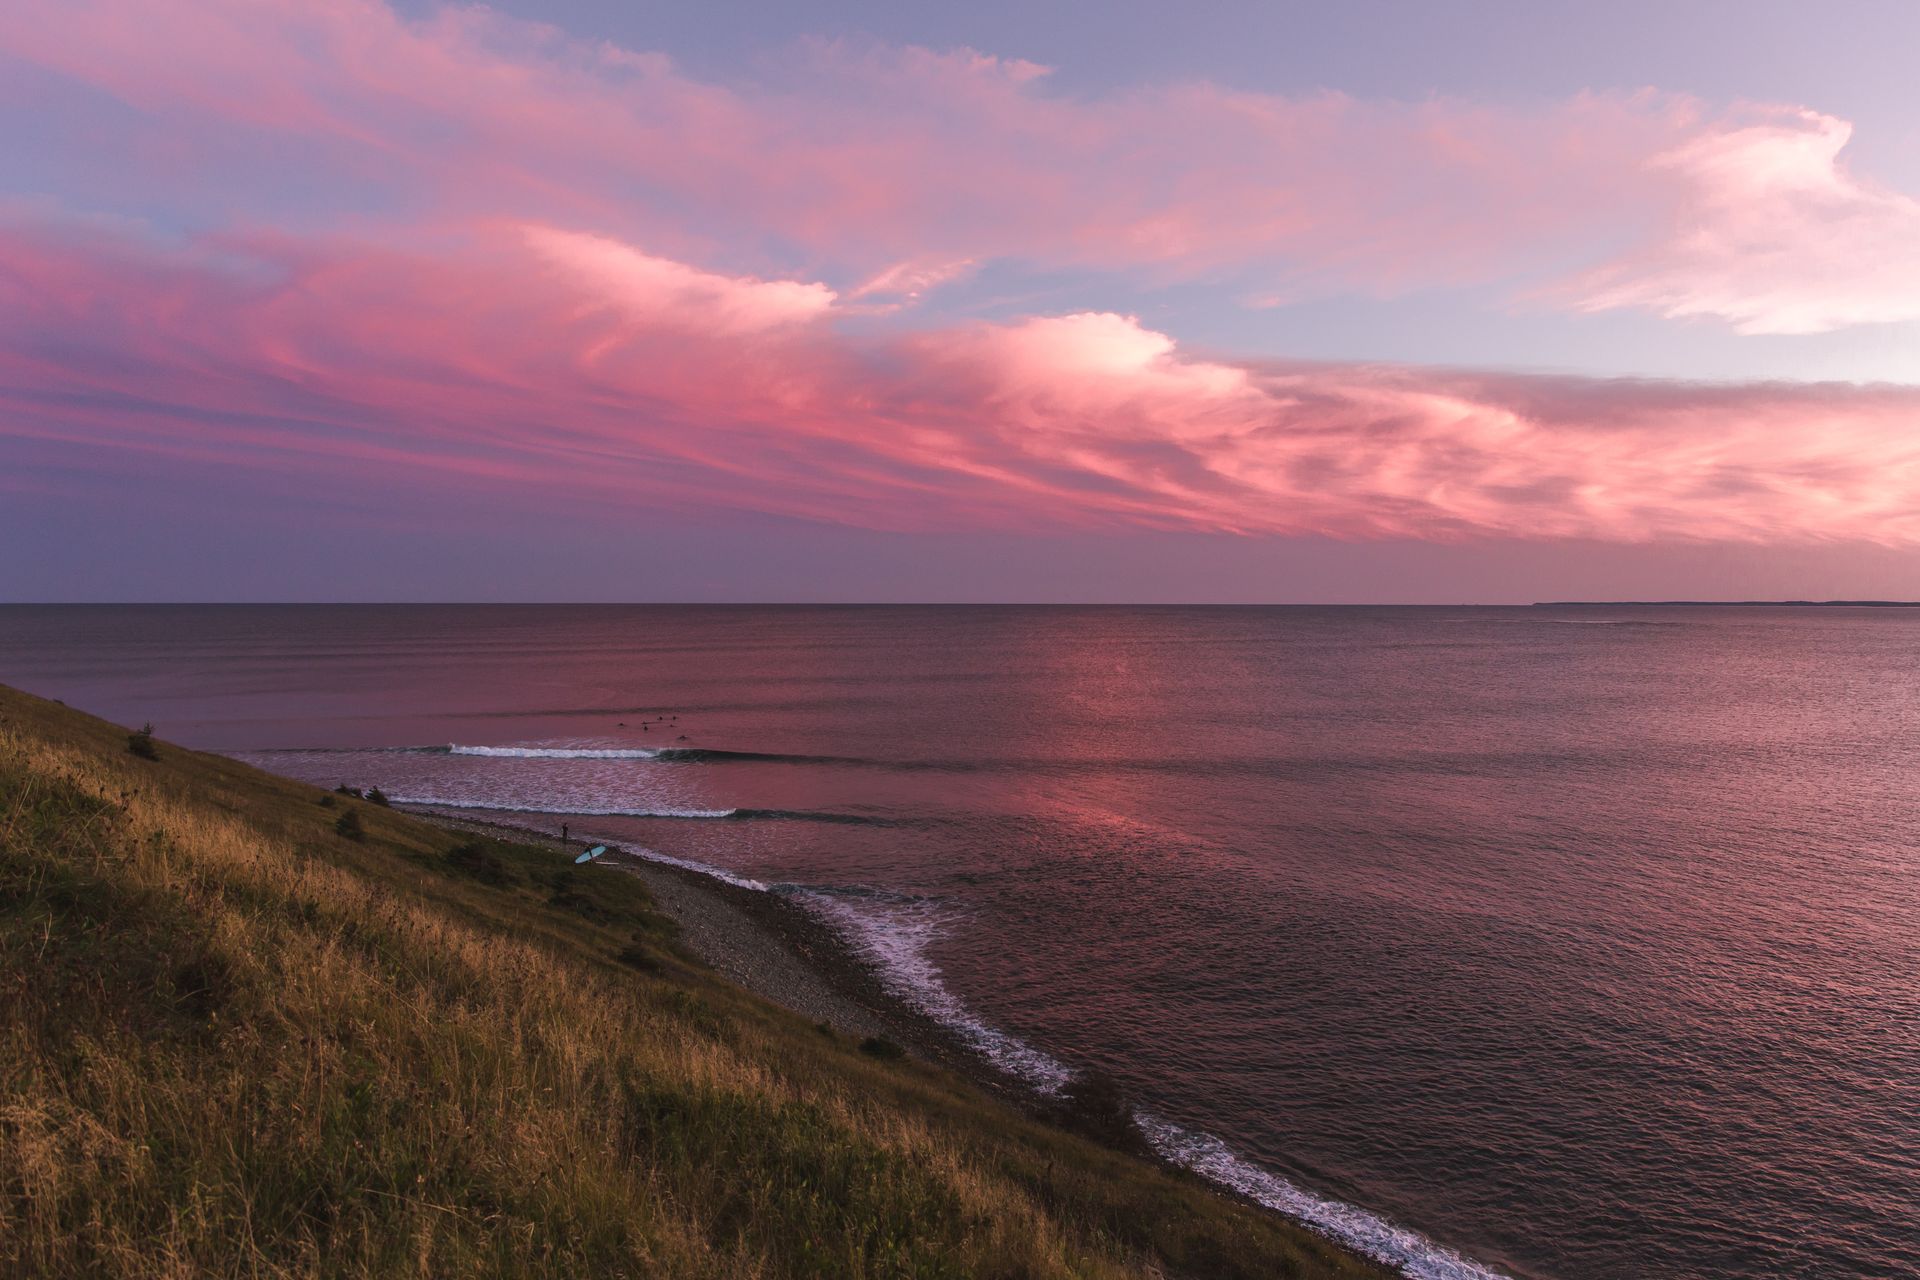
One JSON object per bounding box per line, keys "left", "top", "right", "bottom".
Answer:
{"left": 616, "top": 945, "right": 659, "bottom": 972}
{"left": 365, "top": 787, "right": 391, "bottom": 808}
{"left": 169, "top": 951, "right": 236, "bottom": 1020}
{"left": 548, "top": 886, "right": 610, "bottom": 923}
{"left": 334, "top": 784, "right": 362, "bottom": 798}
{"left": 315, "top": 794, "right": 335, "bottom": 808}
{"left": 334, "top": 809, "right": 364, "bottom": 842}
{"left": 446, "top": 841, "right": 511, "bottom": 887}
{"left": 663, "top": 989, "right": 727, "bottom": 1040}
{"left": 127, "top": 723, "right": 159, "bottom": 761}
{"left": 858, "top": 1036, "right": 905, "bottom": 1061}
{"left": 815, "top": 1021, "right": 836, "bottom": 1038}
{"left": 1050, "top": 1069, "right": 1144, "bottom": 1152}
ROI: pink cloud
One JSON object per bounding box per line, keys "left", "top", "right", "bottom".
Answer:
{"left": 6, "top": 218, "right": 1920, "bottom": 545}
{"left": 524, "top": 226, "right": 838, "bottom": 334}
{"left": 1568, "top": 110, "right": 1920, "bottom": 334}
{"left": 8, "top": 1, "right": 1920, "bottom": 333}
{"left": 851, "top": 258, "right": 977, "bottom": 302}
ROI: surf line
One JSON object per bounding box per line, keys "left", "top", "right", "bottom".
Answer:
{"left": 427, "top": 806, "right": 1512, "bottom": 1280}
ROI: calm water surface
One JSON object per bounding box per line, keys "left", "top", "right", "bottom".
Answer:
{"left": 2, "top": 605, "right": 1915, "bottom": 1279}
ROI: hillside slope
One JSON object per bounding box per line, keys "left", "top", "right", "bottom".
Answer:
{"left": 0, "top": 684, "right": 1388, "bottom": 1279}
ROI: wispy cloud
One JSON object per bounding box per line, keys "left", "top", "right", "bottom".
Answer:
{"left": 9, "top": 1, "right": 1920, "bottom": 333}
{"left": 1567, "top": 110, "right": 1920, "bottom": 334}
{"left": 525, "top": 226, "right": 838, "bottom": 334}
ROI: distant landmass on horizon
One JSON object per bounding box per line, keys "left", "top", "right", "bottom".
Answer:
{"left": 1533, "top": 600, "right": 1920, "bottom": 607}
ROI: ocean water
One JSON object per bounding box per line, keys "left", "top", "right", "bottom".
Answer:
{"left": 2, "top": 604, "right": 1914, "bottom": 1279}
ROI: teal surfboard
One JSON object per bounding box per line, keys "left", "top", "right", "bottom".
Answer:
{"left": 574, "top": 844, "right": 607, "bottom": 864}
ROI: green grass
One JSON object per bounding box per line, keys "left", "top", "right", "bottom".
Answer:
{"left": 0, "top": 684, "right": 1390, "bottom": 1279}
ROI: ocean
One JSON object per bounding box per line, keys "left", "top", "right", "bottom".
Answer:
{"left": 2, "top": 604, "right": 1913, "bottom": 1279}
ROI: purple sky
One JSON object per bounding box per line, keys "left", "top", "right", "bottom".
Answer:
{"left": 5, "top": 0, "right": 1920, "bottom": 601}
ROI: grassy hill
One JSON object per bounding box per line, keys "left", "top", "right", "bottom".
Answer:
{"left": 0, "top": 684, "right": 1389, "bottom": 1279}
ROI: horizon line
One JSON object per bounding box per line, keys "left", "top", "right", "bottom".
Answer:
{"left": 7, "top": 600, "right": 1920, "bottom": 609}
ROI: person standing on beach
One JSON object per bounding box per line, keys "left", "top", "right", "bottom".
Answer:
{"left": 561, "top": 823, "right": 569, "bottom": 848}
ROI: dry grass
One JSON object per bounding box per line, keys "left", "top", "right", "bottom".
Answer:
{"left": 0, "top": 685, "right": 1388, "bottom": 1280}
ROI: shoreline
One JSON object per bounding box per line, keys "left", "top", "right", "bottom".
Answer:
{"left": 410, "top": 809, "right": 1055, "bottom": 1114}
{"left": 410, "top": 806, "right": 1511, "bottom": 1280}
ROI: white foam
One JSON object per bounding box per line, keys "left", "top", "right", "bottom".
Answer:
{"left": 1136, "top": 1114, "right": 1512, "bottom": 1280}
{"left": 412, "top": 805, "right": 770, "bottom": 891}
{"left": 615, "top": 845, "right": 769, "bottom": 892}
{"left": 798, "top": 893, "right": 1073, "bottom": 1094}
{"left": 400, "top": 774, "right": 1504, "bottom": 1278}
{"left": 449, "top": 744, "right": 665, "bottom": 759}
{"left": 390, "top": 796, "right": 736, "bottom": 819}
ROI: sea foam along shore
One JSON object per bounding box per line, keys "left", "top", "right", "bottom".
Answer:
{"left": 406, "top": 807, "right": 1045, "bottom": 1094}
{"left": 406, "top": 804, "right": 1516, "bottom": 1280}
{"left": 1137, "top": 1119, "right": 1510, "bottom": 1280}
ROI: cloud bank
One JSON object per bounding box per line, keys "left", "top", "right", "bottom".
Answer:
{"left": 4, "top": 0, "right": 1920, "bottom": 551}
{"left": 6, "top": 218, "right": 1920, "bottom": 545}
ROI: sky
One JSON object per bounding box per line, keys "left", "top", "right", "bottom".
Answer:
{"left": 5, "top": 0, "right": 1920, "bottom": 602}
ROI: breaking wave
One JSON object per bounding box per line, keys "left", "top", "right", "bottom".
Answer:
{"left": 1136, "top": 1116, "right": 1511, "bottom": 1280}
{"left": 793, "top": 894, "right": 1503, "bottom": 1274}
{"left": 388, "top": 796, "right": 883, "bottom": 824}
{"left": 448, "top": 744, "right": 667, "bottom": 759}
{"left": 613, "top": 845, "right": 769, "bottom": 892}
{"left": 445, "top": 743, "right": 854, "bottom": 764}
{"left": 796, "top": 893, "right": 1074, "bottom": 1093}
{"left": 390, "top": 796, "right": 739, "bottom": 818}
